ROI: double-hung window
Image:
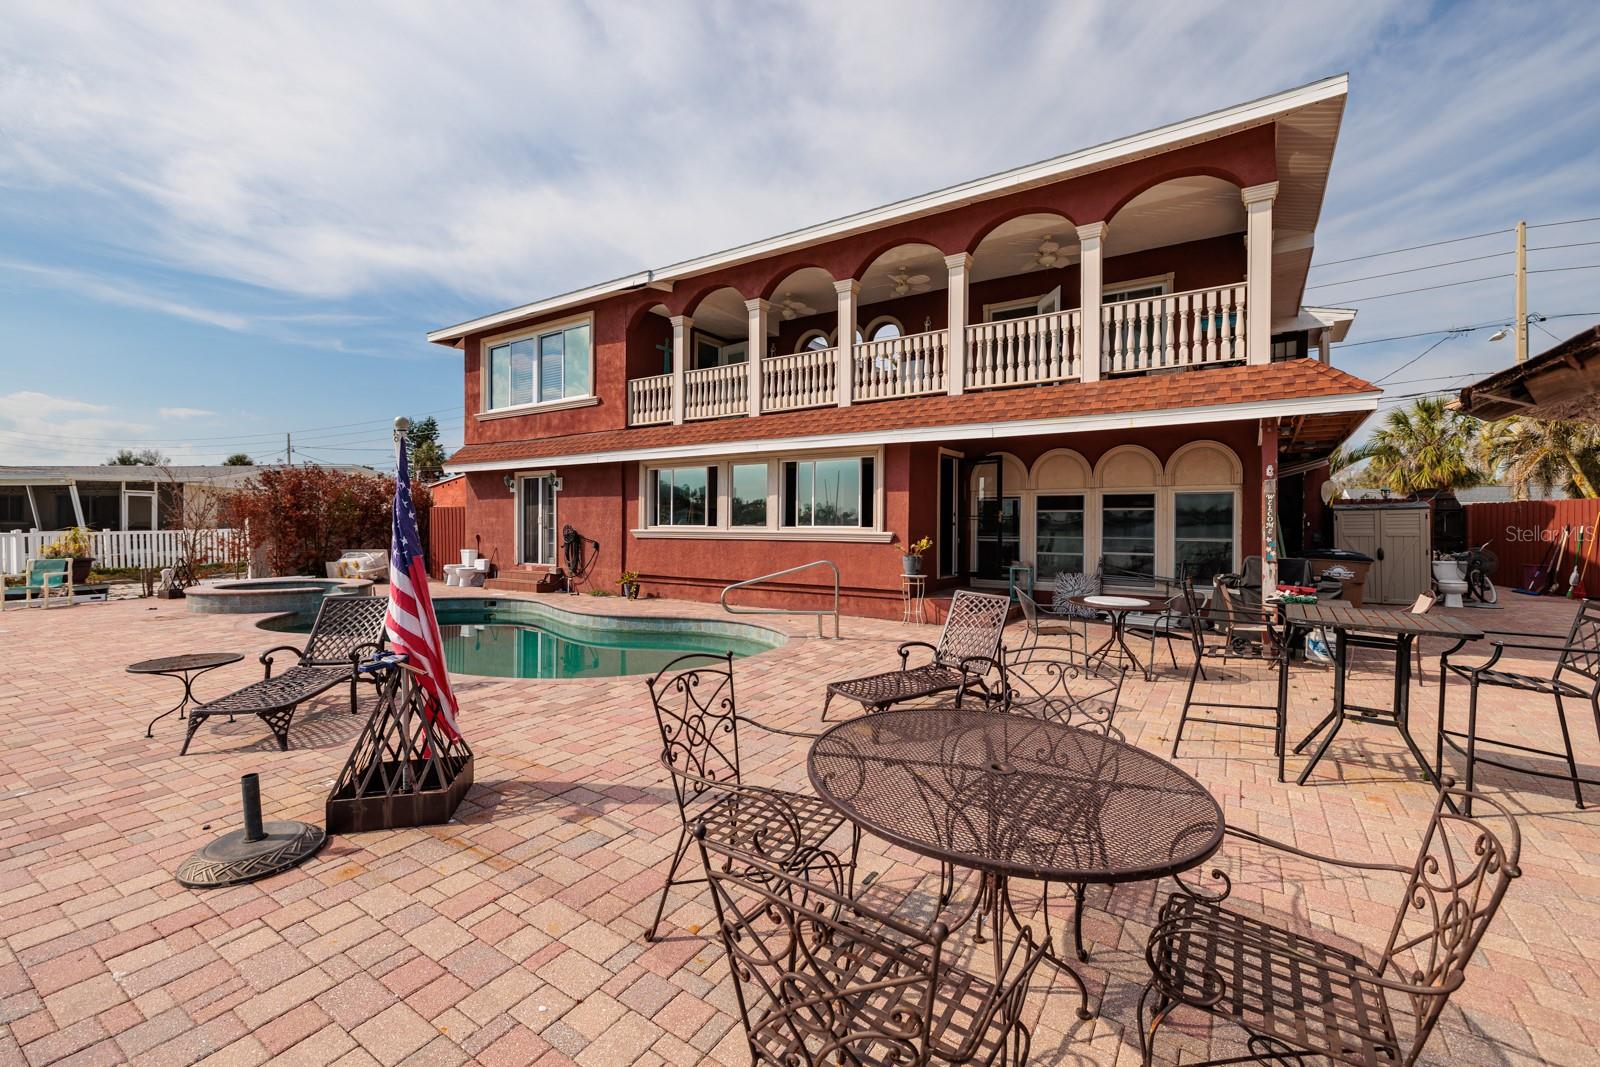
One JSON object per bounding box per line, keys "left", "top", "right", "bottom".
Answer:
{"left": 1101, "top": 492, "right": 1156, "bottom": 581}
{"left": 651, "top": 466, "right": 716, "bottom": 527}
{"left": 782, "top": 457, "right": 874, "bottom": 528}
{"left": 486, "top": 320, "right": 592, "bottom": 410}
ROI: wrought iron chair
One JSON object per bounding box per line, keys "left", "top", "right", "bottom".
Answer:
{"left": 823, "top": 590, "right": 1010, "bottom": 719}
{"left": 1119, "top": 573, "right": 1191, "bottom": 682}
{"left": 181, "top": 595, "right": 388, "bottom": 754}
{"left": 1436, "top": 599, "right": 1600, "bottom": 814}
{"left": 646, "top": 652, "right": 859, "bottom": 942}
{"left": 1171, "top": 577, "right": 1291, "bottom": 781}
{"left": 960, "top": 653, "right": 1129, "bottom": 961}
{"left": 1014, "top": 590, "right": 1088, "bottom": 667}
{"left": 696, "top": 820, "right": 1047, "bottom": 1065}
{"left": 1138, "top": 786, "right": 1521, "bottom": 1067}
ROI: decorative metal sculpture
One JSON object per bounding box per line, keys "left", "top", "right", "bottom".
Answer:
{"left": 325, "top": 659, "right": 474, "bottom": 833}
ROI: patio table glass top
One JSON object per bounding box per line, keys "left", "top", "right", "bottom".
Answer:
{"left": 808, "top": 707, "right": 1224, "bottom": 884}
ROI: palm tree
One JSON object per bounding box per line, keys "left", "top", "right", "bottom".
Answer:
{"left": 1479, "top": 417, "right": 1600, "bottom": 498}
{"left": 1360, "top": 396, "right": 1485, "bottom": 495}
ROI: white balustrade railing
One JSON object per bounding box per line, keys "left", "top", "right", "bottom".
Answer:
{"left": 1101, "top": 283, "right": 1246, "bottom": 374}
{"left": 853, "top": 328, "right": 948, "bottom": 401}
{"left": 1, "top": 528, "right": 243, "bottom": 575}
{"left": 627, "top": 373, "right": 673, "bottom": 426}
{"left": 761, "top": 348, "right": 839, "bottom": 411}
{"left": 965, "top": 308, "right": 1081, "bottom": 389}
{"left": 683, "top": 363, "right": 749, "bottom": 420}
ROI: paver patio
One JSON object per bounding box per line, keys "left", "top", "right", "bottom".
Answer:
{"left": 2, "top": 587, "right": 1596, "bottom": 1065}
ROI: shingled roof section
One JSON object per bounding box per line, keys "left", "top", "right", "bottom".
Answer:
{"left": 449, "top": 359, "right": 1379, "bottom": 467}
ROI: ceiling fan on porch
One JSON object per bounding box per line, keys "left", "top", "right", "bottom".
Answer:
{"left": 887, "top": 270, "right": 932, "bottom": 296}
{"left": 1033, "top": 234, "right": 1066, "bottom": 269}
{"left": 777, "top": 293, "right": 817, "bottom": 320}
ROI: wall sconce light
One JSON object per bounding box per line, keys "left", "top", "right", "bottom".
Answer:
{"left": 551, "top": 476, "right": 564, "bottom": 492}
{"left": 503, "top": 474, "right": 515, "bottom": 491}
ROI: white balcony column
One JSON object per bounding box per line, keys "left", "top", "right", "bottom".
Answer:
{"left": 944, "top": 252, "right": 971, "bottom": 395}
{"left": 834, "top": 278, "right": 859, "bottom": 407}
{"left": 1242, "top": 182, "right": 1279, "bottom": 366}
{"left": 669, "top": 313, "right": 691, "bottom": 424}
{"left": 1075, "top": 222, "right": 1107, "bottom": 382}
{"left": 744, "top": 297, "right": 768, "bottom": 417}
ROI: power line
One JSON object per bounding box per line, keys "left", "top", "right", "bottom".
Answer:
{"left": 1309, "top": 229, "right": 1511, "bottom": 270}
{"left": 1530, "top": 215, "right": 1600, "bottom": 229}
{"left": 0, "top": 406, "right": 461, "bottom": 445}
{"left": 1371, "top": 334, "right": 1455, "bottom": 385}
{"left": 1330, "top": 273, "right": 1511, "bottom": 304}
{"left": 1331, "top": 312, "right": 1600, "bottom": 348}
{"left": 1529, "top": 263, "right": 1600, "bottom": 275}
{"left": 1305, "top": 250, "right": 1507, "bottom": 290}
{"left": 1529, "top": 239, "right": 1600, "bottom": 252}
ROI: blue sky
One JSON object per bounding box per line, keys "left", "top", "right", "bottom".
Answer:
{"left": 2, "top": 1, "right": 1598, "bottom": 468}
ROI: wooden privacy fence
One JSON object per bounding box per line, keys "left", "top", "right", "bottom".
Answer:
{"left": 0, "top": 528, "right": 244, "bottom": 575}
{"left": 1465, "top": 499, "right": 1600, "bottom": 598}
{"left": 427, "top": 506, "right": 466, "bottom": 580}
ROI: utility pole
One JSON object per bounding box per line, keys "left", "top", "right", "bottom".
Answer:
{"left": 285, "top": 433, "right": 293, "bottom": 466}
{"left": 1515, "top": 219, "right": 1528, "bottom": 363}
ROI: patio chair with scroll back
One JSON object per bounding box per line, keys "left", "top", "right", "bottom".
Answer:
{"left": 646, "top": 652, "right": 860, "bottom": 943}
{"left": 696, "top": 818, "right": 1048, "bottom": 1066}
{"left": 180, "top": 595, "right": 389, "bottom": 754}
{"left": 822, "top": 589, "right": 1011, "bottom": 720}
{"left": 1138, "top": 785, "right": 1521, "bottom": 1067}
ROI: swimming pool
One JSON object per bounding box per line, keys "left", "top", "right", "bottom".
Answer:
{"left": 258, "top": 596, "right": 785, "bottom": 679}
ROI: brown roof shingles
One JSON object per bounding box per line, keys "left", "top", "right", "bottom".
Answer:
{"left": 450, "top": 359, "right": 1377, "bottom": 466}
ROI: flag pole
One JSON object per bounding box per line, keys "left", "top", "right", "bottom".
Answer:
{"left": 393, "top": 416, "right": 415, "bottom": 794}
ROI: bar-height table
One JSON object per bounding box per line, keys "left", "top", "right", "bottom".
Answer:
{"left": 1285, "top": 603, "right": 1482, "bottom": 785}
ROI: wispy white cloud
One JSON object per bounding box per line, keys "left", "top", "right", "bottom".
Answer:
{"left": 158, "top": 406, "right": 214, "bottom": 419}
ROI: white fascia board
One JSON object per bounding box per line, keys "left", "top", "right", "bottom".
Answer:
{"left": 444, "top": 389, "right": 1377, "bottom": 474}
{"left": 429, "top": 75, "right": 1349, "bottom": 345}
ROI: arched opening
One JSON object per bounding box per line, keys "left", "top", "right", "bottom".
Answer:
{"left": 768, "top": 267, "right": 840, "bottom": 355}
{"left": 1165, "top": 440, "right": 1243, "bottom": 582}
{"left": 626, "top": 302, "right": 673, "bottom": 379}
{"left": 1030, "top": 449, "right": 1092, "bottom": 583}
{"left": 685, "top": 286, "right": 751, "bottom": 368}
{"left": 856, "top": 243, "right": 946, "bottom": 338}
{"left": 1095, "top": 446, "right": 1163, "bottom": 583}
{"left": 864, "top": 316, "right": 903, "bottom": 341}
{"left": 969, "top": 213, "right": 1078, "bottom": 320}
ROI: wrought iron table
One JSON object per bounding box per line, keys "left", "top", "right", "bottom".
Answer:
{"left": 129, "top": 652, "right": 244, "bottom": 738}
{"left": 1070, "top": 594, "right": 1158, "bottom": 673}
{"left": 808, "top": 707, "right": 1225, "bottom": 1018}
{"left": 1284, "top": 603, "right": 1482, "bottom": 786}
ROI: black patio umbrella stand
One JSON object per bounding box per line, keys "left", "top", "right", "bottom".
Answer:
{"left": 175, "top": 773, "right": 326, "bottom": 888}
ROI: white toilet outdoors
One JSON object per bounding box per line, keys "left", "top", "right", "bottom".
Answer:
{"left": 1432, "top": 558, "right": 1468, "bottom": 608}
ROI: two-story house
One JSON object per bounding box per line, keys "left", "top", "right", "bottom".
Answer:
{"left": 434, "top": 75, "right": 1376, "bottom": 618}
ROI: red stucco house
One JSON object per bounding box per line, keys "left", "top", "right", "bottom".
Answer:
{"left": 434, "top": 76, "right": 1376, "bottom": 618}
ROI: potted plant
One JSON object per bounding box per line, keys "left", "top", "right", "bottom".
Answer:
{"left": 898, "top": 536, "right": 933, "bottom": 576}
{"left": 42, "top": 526, "right": 96, "bottom": 585}
{"left": 617, "top": 570, "right": 642, "bottom": 600}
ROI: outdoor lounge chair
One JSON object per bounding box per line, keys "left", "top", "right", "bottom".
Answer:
{"left": 1138, "top": 786, "right": 1520, "bottom": 1067}
{"left": 179, "top": 595, "right": 388, "bottom": 754}
{"left": 695, "top": 820, "right": 1047, "bottom": 1066}
{"left": 20, "top": 558, "right": 72, "bottom": 608}
{"left": 822, "top": 589, "right": 1010, "bottom": 720}
{"left": 646, "top": 652, "right": 860, "bottom": 943}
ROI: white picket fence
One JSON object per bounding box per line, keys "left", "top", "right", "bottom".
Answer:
{"left": 0, "top": 528, "right": 243, "bottom": 575}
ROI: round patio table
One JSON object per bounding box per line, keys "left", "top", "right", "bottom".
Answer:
{"left": 808, "top": 707, "right": 1224, "bottom": 1016}
{"left": 129, "top": 652, "right": 244, "bottom": 738}
{"left": 1070, "top": 594, "right": 1158, "bottom": 673}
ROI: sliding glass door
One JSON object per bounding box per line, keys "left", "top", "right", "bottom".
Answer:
{"left": 519, "top": 475, "right": 557, "bottom": 565}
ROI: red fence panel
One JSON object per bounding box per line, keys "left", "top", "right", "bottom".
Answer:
{"left": 1465, "top": 499, "right": 1600, "bottom": 597}
{"left": 427, "top": 506, "right": 466, "bottom": 581}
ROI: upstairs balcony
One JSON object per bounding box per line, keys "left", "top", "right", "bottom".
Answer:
{"left": 625, "top": 176, "right": 1277, "bottom": 428}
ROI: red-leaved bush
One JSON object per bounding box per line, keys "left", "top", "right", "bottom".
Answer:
{"left": 223, "top": 466, "right": 431, "bottom": 578}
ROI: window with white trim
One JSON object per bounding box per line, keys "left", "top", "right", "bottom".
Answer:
{"left": 650, "top": 466, "right": 717, "bottom": 527}
{"left": 730, "top": 463, "right": 767, "bottom": 527}
{"left": 1034, "top": 494, "right": 1086, "bottom": 581}
{"left": 1101, "top": 492, "right": 1156, "bottom": 580}
{"left": 782, "top": 457, "right": 874, "bottom": 528}
{"left": 1174, "top": 491, "right": 1235, "bottom": 582}
{"left": 486, "top": 320, "right": 592, "bottom": 410}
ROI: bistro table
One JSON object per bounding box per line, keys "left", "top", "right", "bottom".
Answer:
{"left": 808, "top": 707, "right": 1225, "bottom": 1018}
{"left": 1284, "top": 603, "right": 1482, "bottom": 786}
{"left": 1069, "top": 594, "right": 1158, "bottom": 673}
{"left": 129, "top": 652, "right": 245, "bottom": 738}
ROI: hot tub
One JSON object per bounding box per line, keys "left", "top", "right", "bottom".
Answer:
{"left": 186, "top": 576, "right": 373, "bottom": 616}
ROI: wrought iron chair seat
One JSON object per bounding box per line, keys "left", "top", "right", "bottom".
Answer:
{"left": 697, "top": 786, "right": 849, "bottom": 866}
{"left": 1149, "top": 893, "right": 1402, "bottom": 1067}
{"left": 1441, "top": 661, "right": 1589, "bottom": 696}
{"left": 744, "top": 922, "right": 1020, "bottom": 1066}
{"left": 825, "top": 662, "right": 970, "bottom": 713}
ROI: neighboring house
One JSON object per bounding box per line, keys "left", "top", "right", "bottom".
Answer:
{"left": 428, "top": 473, "right": 466, "bottom": 509}
{"left": 433, "top": 75, "right": 1379, "bottom": 617}
{"left": 1459, "top": 324, "right": 1600, "bottom": 424}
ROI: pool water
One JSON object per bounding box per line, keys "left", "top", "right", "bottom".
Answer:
{"left": 260, "top": 597, "right": 783, "bottom": 679}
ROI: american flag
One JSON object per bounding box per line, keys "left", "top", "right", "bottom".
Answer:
{"left": 386, "top": 436, "right": 461, "bottom": 739}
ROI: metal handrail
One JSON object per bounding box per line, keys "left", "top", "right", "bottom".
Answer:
{"left": 720, "top": 560, "right": 841, "bottom": 639}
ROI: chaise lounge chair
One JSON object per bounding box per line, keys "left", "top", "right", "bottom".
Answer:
{"left": 18, "top": 559, "right": 72, "bottom": 609}
{"left": 179, "top": 595, "right": 389, "bottom": 754}
{"left": 822, "top": 590, "right": 1010, "bottom": 720}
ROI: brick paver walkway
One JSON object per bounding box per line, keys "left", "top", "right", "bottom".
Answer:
{"left": 2, "top": 588, "right": 1596, "bottom": 1065}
